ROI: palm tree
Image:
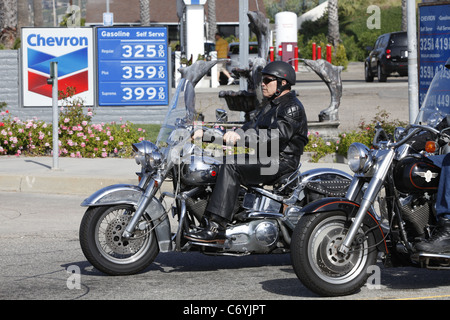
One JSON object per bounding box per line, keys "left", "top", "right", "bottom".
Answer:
{"left": 0, "top": 0, "right": 18, "bottom": 48}
{"left": 17, "top": 0, "right": 28, "bottom": 30}
{"left": 207, "top": 0, "right": 217, "bottom": 42}
{"left": 401, "top": 0, "right": 407, "bottom": 32}
{"left": 327, "top": 0, "right": 341, "bottom": 47}
{"left": 140, "top": 0, "right": 150, "bottom": 26}
{"left": 0, "top": 0, "right": 17, "bottom": 30}
{"left": 33, "top": 0, "right": 44, "bottom": 27}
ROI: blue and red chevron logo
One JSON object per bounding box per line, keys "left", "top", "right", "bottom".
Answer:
{"left": 27, "top": 47, "right": 88, "bottom": 98}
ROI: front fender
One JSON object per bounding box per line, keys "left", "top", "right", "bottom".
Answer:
{"left": 81, "top": 184, "right": 143, "bottom": 207}
{"left": 301, "top": 197, "right": 388, "bottom": 253}
{"left": 81, "top": 184, "right": 172, "bottom": 253}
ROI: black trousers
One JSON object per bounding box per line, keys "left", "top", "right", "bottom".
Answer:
{"left": 205, "top": 155, "right": 297, "bottom": 225}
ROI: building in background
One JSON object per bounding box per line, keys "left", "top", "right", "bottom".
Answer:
{"left": 84, "top": 0, "right": 266, "bottom": 44}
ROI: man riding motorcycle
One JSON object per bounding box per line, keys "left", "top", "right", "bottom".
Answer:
{"left": 414, "top": 57, "right": 450, "bottom": 255}
{"left": 185, "top": 61, "right": 308, "bottom": 243}
{"left": 415, "top": 152, "right": 450, "bottom": 253}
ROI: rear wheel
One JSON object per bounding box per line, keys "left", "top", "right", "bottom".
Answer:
{"left": 291, "top": 211, "right": 378, "bottom": 296}
{"left": 377, "top": 64, "right": 387, "bottom": 82}
{"left": 79, "top": 204, "right": 159, "bottom": 275}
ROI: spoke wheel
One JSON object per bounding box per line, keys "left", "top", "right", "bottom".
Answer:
{"left": 97, "top": 206, "right": 150, "bottom": 263}
{"left": 80, "top": 205, "right": 159, "bottom": 275}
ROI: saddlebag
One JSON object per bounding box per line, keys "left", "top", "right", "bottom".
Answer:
{"left": 305, "top": 179, "right": 351, "bottom": 201}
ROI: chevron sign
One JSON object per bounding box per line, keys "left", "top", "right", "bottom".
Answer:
{"left": 21, "top": 28, "right": 94, "bottom": 107}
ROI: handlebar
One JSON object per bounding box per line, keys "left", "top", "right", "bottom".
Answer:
{"left": 372, "top": 124, "right": 440, "bottom": 149}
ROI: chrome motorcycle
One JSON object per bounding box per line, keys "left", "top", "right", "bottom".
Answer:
{"left": 78, "top": 77, "right": 351, "bottom": 276}
{"left": 291, "top": 59, "right": 450, "bottom": 297}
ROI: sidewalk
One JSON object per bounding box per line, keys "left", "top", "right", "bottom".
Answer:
{"left": 0, "top": 155, "right": 351, "bottom": 196}
{"left": 0, "top": 156, "right": 138, "bottom": 196}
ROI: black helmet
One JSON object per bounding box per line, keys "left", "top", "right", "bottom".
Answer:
{"left": 261, "top": 61, "right": 296, "bottom": 85}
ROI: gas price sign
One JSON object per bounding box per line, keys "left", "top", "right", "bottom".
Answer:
{"left": 418, "top": 3, "right": 450, "bottom": 106}
{"left": 97, "top": 27, "right": 168, "bottom": 106}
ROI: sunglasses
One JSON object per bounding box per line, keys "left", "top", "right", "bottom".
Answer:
{"left": 262, "top": 77, "right": 277, "bottom": 85}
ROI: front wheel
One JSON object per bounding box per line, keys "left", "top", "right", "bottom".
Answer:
{"left": 290, "top": 211, "right": 378, "bottom": 297}
{"left": 79, "top": 204, "right": 159, "bottom": 275}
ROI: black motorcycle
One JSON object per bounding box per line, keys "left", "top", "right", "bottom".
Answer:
{"left": 290, "top": 58, "right": 450, "bottom": 296}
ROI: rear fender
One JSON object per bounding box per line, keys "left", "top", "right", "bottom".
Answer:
{"left": 301, "top": 197, "right": 388, "bottom": 253}
{"left": 300, "top": 168, "right": 353, "bottom": 183}
{"left": 81, "top": 184, "right": 172, "bottom": 252}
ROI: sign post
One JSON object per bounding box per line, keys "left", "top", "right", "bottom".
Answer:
{"left": 407, "top": 0, "right": 419, "bottom": 124}
{"left": 47, "top": 62, "right": 59, "bottom": 170}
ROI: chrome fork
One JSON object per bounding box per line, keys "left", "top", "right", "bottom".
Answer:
{"left": 122, "top": 174, "right": 162, "bottom": 239}
{"left": 338, "top": 149, "right": 395, "bottom": 254}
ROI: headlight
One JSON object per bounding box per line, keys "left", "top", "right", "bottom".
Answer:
{"left": 132, "top": 140, "right": 161, "bottom": 169}
{"left": 146, "top": 152, "right": 162, "bottom": 167}
{"left": 347, "top": 143, "right": 371, "bottom": 173}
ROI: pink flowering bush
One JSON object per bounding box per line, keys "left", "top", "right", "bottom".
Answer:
{"left": 304, "top": 131, "right": 339, "bottom": 162}
{"left": 0, "top": 88, "right": 146, "bottom": 158}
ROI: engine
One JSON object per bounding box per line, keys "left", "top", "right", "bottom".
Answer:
{"left": 225, "top": 220, "right": 280, "bottom": 254}
{"left": 398, "top": 194, "right": 436, "bottom": 237}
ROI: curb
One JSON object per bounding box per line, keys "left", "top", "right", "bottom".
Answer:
{"left": 0, "top": 173, "right": 136, "bottom": 196}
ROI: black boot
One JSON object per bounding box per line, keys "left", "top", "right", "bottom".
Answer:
{"left": 415, "top": 217, "right": 450, "bottom": 254}
{"left": 185, "top": 220, "right": 226, "bottom": 243}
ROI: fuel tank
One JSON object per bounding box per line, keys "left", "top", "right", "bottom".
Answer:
{"left": 393, "top": 157, "right": 441, "bottom": 193}
{"left": 181, "top": 155, "right": 221, "bottom": 185}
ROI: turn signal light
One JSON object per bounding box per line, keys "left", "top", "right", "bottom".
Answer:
{"left": 425, "top": 141, "right": 437, "bottom": 153}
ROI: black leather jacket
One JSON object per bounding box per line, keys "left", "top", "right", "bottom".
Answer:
{"left": 240, "top": 91, "right": 308, "bottom": 167}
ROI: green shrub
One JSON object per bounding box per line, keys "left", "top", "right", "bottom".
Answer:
{"left": 304, "top": 131, "right": 339, "bottom": 162}
{"left": 305, "top": 108, "right": 408, "bottom": 162}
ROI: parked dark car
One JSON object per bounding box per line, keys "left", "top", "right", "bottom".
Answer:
{"left": 365, "top": 31, "right": 408, "bottom": 82}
